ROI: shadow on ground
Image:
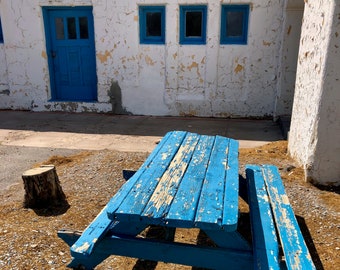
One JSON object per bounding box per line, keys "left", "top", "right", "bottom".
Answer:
{"left": 0, "top": 111, "right": 284, "bottom": 142}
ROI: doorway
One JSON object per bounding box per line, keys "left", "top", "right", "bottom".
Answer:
{"left": 43, "top": 7, "right": 97, "bottom": 101}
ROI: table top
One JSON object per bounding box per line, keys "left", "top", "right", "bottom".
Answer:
{"left": 107, "top": 131, "right": 240, "bottom": 232}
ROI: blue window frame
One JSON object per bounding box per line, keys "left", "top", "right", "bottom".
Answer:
{"left": 220, "top": 5, "right": 249, "bottom": 45}
{"left": 0, "top": 17, "right": 3, "bottom": 43}
{"left": 139, "top": 6, "right": 165, "bottom": 44}
{"left": 180, "top": 5, "right": 207, "bottom": 45}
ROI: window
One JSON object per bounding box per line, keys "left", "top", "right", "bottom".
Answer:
{"left": 54, "top": 16, "right": 89, "bottom": 40}
{"left": 0, "top": 17, "right": 3, "bottom": 43}
{"left": 220, "top": 5, "right": 249, "bottom": 45}
{"left": 180, "top": 5, "right": 207, "bottom": 45}
{"left": 139, "top": 6, "right": 165, "bottom": 44}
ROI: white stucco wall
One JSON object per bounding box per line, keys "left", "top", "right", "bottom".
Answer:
{"left": 289, "top": 0, "right": 340, "bottom": 185}
{"left": 0, "top": 44, "right": 8, "bottom": 95}
{"left": 0, "top": 0, "right": 294, "bottom": 117}
{"left": 0, "top": 6, "right": 9, "bottom": 97}
{"left": 274, "top": 0, "right": 303, "bottom": 117}
{"left": 0, "top": 0, "right": 53, "bottom": 109}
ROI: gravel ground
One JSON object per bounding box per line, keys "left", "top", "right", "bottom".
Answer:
{"left": 0, "top": 145, "right": 78, "bottom": 192}
{"left": 0, "top": 141, "right": 339, "bottom": 269}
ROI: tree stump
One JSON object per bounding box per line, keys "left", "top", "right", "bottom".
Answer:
{"left": 22, "top": 165, "right": 67, "bottom": 208}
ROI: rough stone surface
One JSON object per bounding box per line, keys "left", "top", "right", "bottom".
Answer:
{"left": 289, "top": 1, "right": 340, "bottom": 185}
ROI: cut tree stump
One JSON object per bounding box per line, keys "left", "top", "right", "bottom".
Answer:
{"left": 22, "top": 165, "right": 67, "bottom": 208}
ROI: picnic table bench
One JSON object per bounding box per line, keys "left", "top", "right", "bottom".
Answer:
{"left": 58, "top": 131, "right": 315, "bottom": 269}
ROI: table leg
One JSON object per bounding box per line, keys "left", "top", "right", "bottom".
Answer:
{"left": 203, "top": 229, "right": 252, "bottom": 251}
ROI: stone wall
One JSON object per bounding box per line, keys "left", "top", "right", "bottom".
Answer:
{"left": 289, "top": 0, "right": 340, "bottom": 185}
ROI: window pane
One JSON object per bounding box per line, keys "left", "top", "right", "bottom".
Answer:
{"left": 146, "top": 12, "right": 161, "bottom": 36}
{"left": 226, "top": 11, "right": 244, "bottom": 37}
{"left": 220, "top": 5, "right": 249, "bottom": 44}
{"left": 139, "top": 6, "right": 165, "bottom": 44}
{"left": 67, "top": 17, "right": 77, "bottom": 39}
{"left": 55, "top": 17, "right": 64, "bottom": 40}
{"left": 79, "top": 17, "right": 89, "bottom": 39}
{"left": 185, "top": 11, "right": 202, "bottom": 37}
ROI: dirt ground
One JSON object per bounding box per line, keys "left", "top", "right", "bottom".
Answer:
{"left": 0, "top": 141, "right": 339, "bottom": 269}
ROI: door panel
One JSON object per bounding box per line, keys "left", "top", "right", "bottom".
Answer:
{"left": 44, "top": 7, "right": 97, "bottom": 101}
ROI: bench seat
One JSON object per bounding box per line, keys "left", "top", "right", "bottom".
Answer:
{"left": 246, "top": 164, "right": 315, "bottom": 270}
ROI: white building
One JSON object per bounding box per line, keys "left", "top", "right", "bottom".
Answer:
{"left": 288, "top": 0, "right": 340, "bottom": 186}
{"left": 0, "top": 0, "right": 303, "bottom": 117}
{"left": 0, "top": 0, "right": 338, "bottom": 185}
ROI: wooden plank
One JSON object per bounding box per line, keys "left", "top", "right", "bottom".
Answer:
{"left": 221, "top": 138, "right": 239, "bottom": 230}
{"left": 106, "top": 130, "right": 181, "bottom": 220}
{"left": 165, "top": 135, "right": 215, "bottom": 227}
{"left": 70, "top": 234, "right": 254, "bottom": 270}
{"left": 69, "top": 203, "right": 114, "bottom": 256}
{"left": 140, "top": 132, "right": 200, "bottom": 222}
{"left": 246, "top": 165, "right": 280, "bottom": 270}
{"left": 69, "top": 213, "right": 146, "bottom": 257}
{"left": 70, "top": 131, "right": 178, "bottom": 256}
{"left": 112, "top": 131, "right": 187, "bottom": 222}
{"left": 261, "top": 165, "right": 316, "bottom": 270}
{"left": 195, "top": 136, "right": 234, "bottom": 230}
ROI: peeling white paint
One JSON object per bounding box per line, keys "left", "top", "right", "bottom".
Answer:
{"left": 0, "top": 0, "right": 300, "bottom": 118}
{"left": 274, "top": 1, "right": 304, "bottom": 117}
{"left": 73, "top": 241, "right": 90, "bottom": 253}
{"left": 289, "top": 0, "right": 340, "bottom": 185}
{"left": 0, "top": 44, "right": 9, "bottom": 93}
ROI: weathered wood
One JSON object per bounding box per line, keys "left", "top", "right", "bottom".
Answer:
{"left": 141, "top": 133, "right": 200, "bottom": 221}
{"left": 261, "top": 165, "right": 316, "bottom": 270}
{"left": 22, "top": 165, "right": 67, "bottom": 208}
{"left": 166, "top": 135, "right": 214, "bottom": 227}
{"left": 195, "top": 136, "right": 239, "bottom": 231}
{"left": 71, "top": 131, "right": 179, "bottom": 256}
{"left": 109, "top": 131, "right": 240, "bottom": 231}
{"left": 61, "top": 131, "right": 245, "bottom": 269}
{"left": 111, "top": 131, "right": 187, "bottom": 222}
{"left": 68, "top": 232, "right": 253, "bottom": 270}
{"left": 246, "top": 164, "right": 316, "bottom": 270}
{"left": 246, "top": 165, "right": 280, "bottom": 269}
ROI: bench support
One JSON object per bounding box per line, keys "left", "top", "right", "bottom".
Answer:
{"left": 60, "top": 231, "right": 253, "bottom": 270}
{"left": 204, "top": 229, "right": 251, "bottom": 251}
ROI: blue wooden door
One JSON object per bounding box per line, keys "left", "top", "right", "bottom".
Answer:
{"left": 44, "top": 7, "right": 97, "bottom": 101}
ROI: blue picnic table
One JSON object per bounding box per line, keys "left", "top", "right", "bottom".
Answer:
{"left": 58, "top": 131, "right": 315, "bottom": 270}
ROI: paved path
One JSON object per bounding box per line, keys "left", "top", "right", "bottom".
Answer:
{"left": 0, "top": 111, "right": 283, "bottom": 151}
{"left": 0, "top": 111, "right": 284, "bottom": 191}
